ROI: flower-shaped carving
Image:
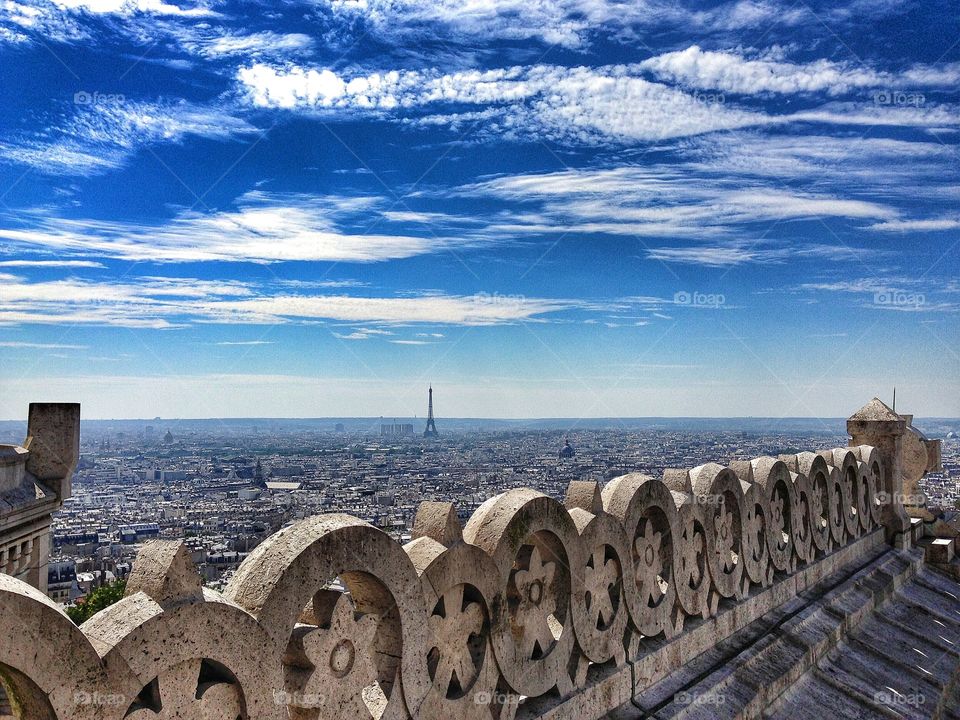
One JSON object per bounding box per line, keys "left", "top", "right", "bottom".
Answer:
{"left": 428, "top": 584, "right": 486, "bottom": 695}
{"left": 794, "top": 494, "right": 808, "bottom": 542}
{"left": 809, "top": 485, "right": 826, "bottom": 531}
{"left": 742, "top": 504, "right": 764, "bottom": 563}
{"left": 296, "top": 592, "right": 380, "bottom": 717}
{"left": 126, "top": 659, "right": 244, "bottom": 720}
{"left": 678, "top": 521, "right": 704, "bottom": 588}
{"left": 633, "top": 520, "right": 664, "bottom": 606}
{"left": 714, "top": 503, "right": 736, "bottom": 573}
{"left": 512, "top": 545, "right": 557, "bottom": 660}
{"left": 583, "top": 546, "right": 618, "bottom": 629}
{"left": 770, "top": 492, "right": 788, "bottom": 550}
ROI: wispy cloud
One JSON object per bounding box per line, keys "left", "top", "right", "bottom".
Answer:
{"left": 640, "top": 45, "right": 960, "bottom": 96}
{"left": 0, "top": 259, "right": 105, "bottom": 268}
{"left": 213, "top": 340, "right": 275, "bottom": 346}
{"left": 0, "top": 272, "right": 580, "bottom": 327}
{"left": 237, "top": 61, "right": 959, "bottom": 145}
{"left": 0, "top": 191, "right": 460, "bottom": 263}
{"left": 0, "top": 99, "right": 257, "bottom": 176}
{"left": 0, "top": 341, "right": 88, "bottom": 349}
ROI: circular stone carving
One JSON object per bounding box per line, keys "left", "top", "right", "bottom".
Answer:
{"left": 738, "top": 481, "right": 770, "bottom": 587}
{"left": 795, "top": 453, "right": 832, "bottom": 555}
{"left": 751, "top": 458, "right": 797, "bottom": 573}
{"left": 602, "top": 474, "right": 681, "bottom": 638}
{"left": 463, "top": 490, "right": 583, "bottom": 698}
{"left": 567, "top": 507, "right": 630, "bottom": 664}
{"left": 405, "top": 537, "right": 502, "bottom": 720}
{"left": 224, "top": 514, "right": 430, "bottom": 720}
{"left": 690, "top": 464, "right": 745, "bottom": 599}
{"left": 855, "top": 445, "right": 885, "bottom": 528}
{"left": 789, "top": 470, "right": 815, "bottom": 565}
{"left": 674, "top": 499, "right": 712, "bottom": 617}
{"left": 829, "top": 450, "right": 862, "bottom": 540}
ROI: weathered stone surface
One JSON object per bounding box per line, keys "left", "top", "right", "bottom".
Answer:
{"left": 412, "top": 501, "right": 463, "bottom": 546}
{"left": 123, "top": 540, "right": 204, "bottom": 606}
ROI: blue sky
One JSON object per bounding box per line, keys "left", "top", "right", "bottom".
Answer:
{"left": 0, "top": 0, "right": 957, "bottom": 419}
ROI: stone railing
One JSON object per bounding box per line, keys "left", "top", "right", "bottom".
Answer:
{"left": 0, "top": 442, "right": 905, "bottom": 720}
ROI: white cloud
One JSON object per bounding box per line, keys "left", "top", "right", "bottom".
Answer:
{"left": 213, "top": 340, "right": 275, "bottom": 346}
{"left": 0, "top": 259, "right": 105, "bottom": 268}
{"left": 0, "top": 192, "right": 455, "bottom": 263}
{"left": 182, "top": 30, "right": 314, "bottom": 59}
{"left": 51, "top": 0, "right": 214, "bottom": 16}
{"left": 455, "top": 166, "right": 898, "bottom": 243}
{"left": 238, "top": 62, "right": 779, "bottom": 142}
{"left": 0, "top": 99, "right": 257, "bottom": 176}
{"left": 0, "top": 341, "right": 88, "bottom": 349}
{"left": 867, "top": 218, "right": 960, "bottom": 232}
{"left": 237, "top": 61, "right": 960, "bottom": 145}
{"left": 0, "top": 272, "right": 577, "bottom": 327}
{"left": 640, "top": 45, "right": 960, "bottom": 95}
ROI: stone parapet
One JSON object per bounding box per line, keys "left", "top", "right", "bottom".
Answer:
{"left": 0, "top": 443, "right": 904, "bottom": 720}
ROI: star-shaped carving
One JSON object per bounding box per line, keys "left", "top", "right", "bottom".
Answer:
{"left": 742, "top": 504, "right": 764, "bottom": 563}
{"left": 583, "top": 546, "right": 619, "bottom": 629}
{"left": 678, "top": 520, "right": 704, "bottom": 589}
{"left": 294, "top": 592, "right": 380, "bottom": 718}
{"left": 512, "top": 545, "right": 557, "bottom": 660}
{"left": 634, "top": 520, "right": 664, "bottom": 606}
{"left": 428, "top": 584, "right": 486, "bottom": 695}
{"left": 714, "top": 504, "right": 736, "bottom": 573}
{"left": 126, "top": 659, "right": 243, "bottom": 720}
{"left": 809, "top": 486, "right": 825, "bottom": 532}
{"left": 770, "top": 492, "right": 788, "bottom": 551}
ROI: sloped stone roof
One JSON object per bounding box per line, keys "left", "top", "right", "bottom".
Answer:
{"left": 849, "top": 397, "right": 902, "bottom": 422}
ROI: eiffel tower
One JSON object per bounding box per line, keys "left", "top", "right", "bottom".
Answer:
{"left": 423, "top": 385, "right": 439, "bottom": 438}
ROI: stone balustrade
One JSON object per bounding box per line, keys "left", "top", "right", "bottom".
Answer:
{"left": 0, "top": 444, "right": 903, "bottom": 719}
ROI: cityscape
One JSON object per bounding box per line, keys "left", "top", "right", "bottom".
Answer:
{"left": 10, "top": 386, "right": 953, "bottom": 606}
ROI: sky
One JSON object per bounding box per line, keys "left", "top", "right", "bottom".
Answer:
{"left": 0, "top": 0, "right": 957, "bottom": 420}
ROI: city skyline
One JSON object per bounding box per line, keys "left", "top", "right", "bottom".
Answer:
{"left": 0, "top": 0, "right": 958, "bottom": 419}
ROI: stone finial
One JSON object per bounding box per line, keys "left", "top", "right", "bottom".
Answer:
{"left": 125, "top": 540, "right": 204, "bottom": 606}
{"left": 564, "top": 480, "right": 603, "bottom": 514}
{"left": 411, "top": 501, "right": 463, "bottom": 546}
{"left": 23, "top": 402, "right": 80, "bottom": 500}
{"left": 847, "top": 397, "right": 910, "bottom": 542}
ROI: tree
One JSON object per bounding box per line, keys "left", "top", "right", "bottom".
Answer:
{"left": 66, "top": 579, "right": 127, "bottom": 625}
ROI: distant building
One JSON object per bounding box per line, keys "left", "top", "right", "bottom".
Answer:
{"left": 47, "top": 559, "right": 79, "bottom": 604}
{"left": 559, "top": 439, "right": 575, "bottom": 459}
{"left": 380, "top": 423, "right": 415, "bottom": 437}
{"left": 0, "top": 404, "right": 80, "bottom": 595}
